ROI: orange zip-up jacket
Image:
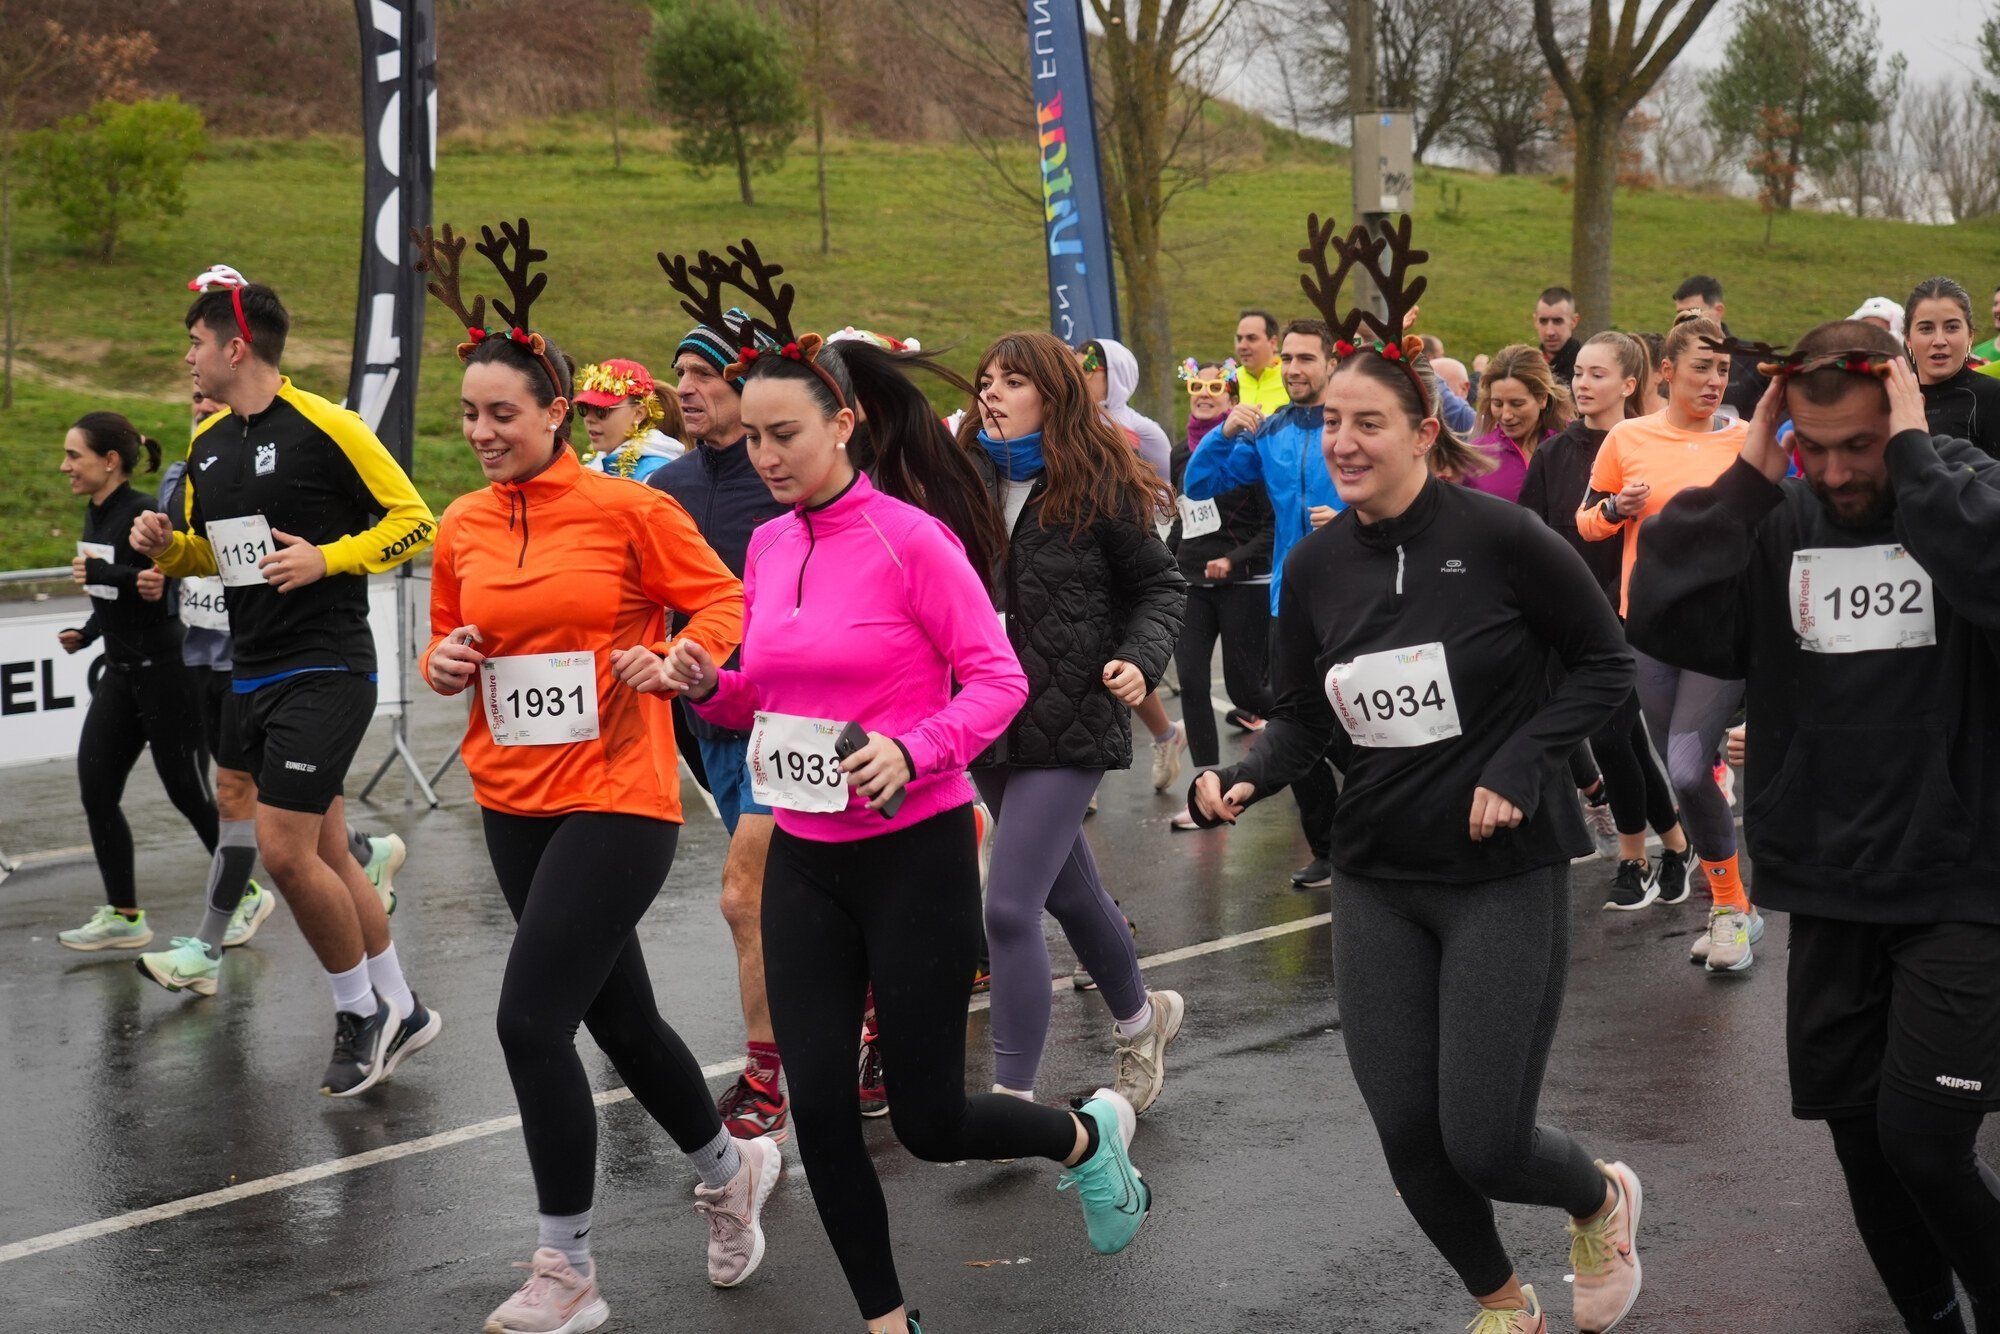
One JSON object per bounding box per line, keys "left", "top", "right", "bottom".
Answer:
{"left": 1576, "top": 411, "right": 1749, "bottom": 614}
{"left": 423, "top": 446, "right": 743, "bottom": 820}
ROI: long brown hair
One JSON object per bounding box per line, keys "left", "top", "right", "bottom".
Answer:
{"left": 958, "top": 330, "right": 1169, "bottom": 535}
{"left": 1475, "top": 343, "right": 1574, "bottom": 448}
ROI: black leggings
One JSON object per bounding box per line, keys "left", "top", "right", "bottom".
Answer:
{"left": 1331, "top": 862, "right": 1607, "bottom": 1296}
{"left": 481, "top": 808, "right": 723, "bottom": 1217}
{"left": 1172, "top": 581, "right": 1272, "bottom": 768}
{"left": 1593, "top": 692, "right": 1680, "bottom": 838}
{"left": 763, "top": 806, "right": 1081, "bottom": 1320}
{"left": 78, "top": 659, "right": 217, "bottom": 909}
{"left": 1828, "top": 1089, "right": 2000, "bottom": 1332}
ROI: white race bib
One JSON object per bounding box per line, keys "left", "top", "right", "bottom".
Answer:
{"left": 77, "top": 541, "right": 117, "bottom": 600}
{"left": 1177, "top": 493, "right": 1222, "bottom": 538}
{"left": 1326, "top": 641, "right": 1463, "bottom": 748}
{"left": 180, "top": 576, "right": 229, "bottom": 631}
{"left": 1789, "top": 546, "right": 1936, "bottom": 654}
{"left": 481, "top": 652, "right": 600, "bottom": 746}
{"left": 206, "top": 514, "right": 275, "bottom": 588}
{"left": 747, "top": 711, "right": 851, "bottom": 813}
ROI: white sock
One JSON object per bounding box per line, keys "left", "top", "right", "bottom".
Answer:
{"left": 327, "top": 958, "right": 376, "bottom": 1017}
{"left": 1113, "top": 998, "right": 1153, "bottom": 1039}
{"left": 689, "top": 1127, "right": 742, "bottom": 1191}
{"left": 365, "top": 942, "right": 415, "bottom": 1018}
{"left": 992, "top": 1083, "right": 1035, "bottom": 1100}
{"left": 537, "top": 1208, "right": 593, "bottom": 1271}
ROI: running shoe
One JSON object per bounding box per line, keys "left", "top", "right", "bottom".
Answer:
{"left": 1467, "top": 1286, "right": 1547, "bottom": 1334}
{"left": 321, "top": 993, "right": 399, "bottom": 1098}
{"left": 1169, "top": 806, "right": 1199, "bottom": 831}
{"left": 1290, "top": 857, "right": 1333, "bottom": 890}
{"left": 1703, "top": 906, "right": 1760, "bottom": 973}
{"left": 1654, "top": 847, "right": 1695, "bottom": 905}
{"left": 363, "top": 833, "right": 407, "bottom": 915}
{"left": 1111, "top": 990, "right": 1184, "bottom": 1115}
{"left": 136, "top": 936, "right": 220, "bottom": 997}
{"left": 1225, "top": 708, "right": 1266, "bottom": 733}
{"left": 383, "top": 993, "right": 443, "bottom": 1078}
{"left": 1603, "top": 859, "right": 1658, "bottom": 912}
{"left": 1568, "top": 1160, "right": 1643, "bottom": 1333}
{"left": 717, "top": 1068, "right": 789, "bottom": 1143}
{"left": 58, "top": 906, "right": 152, "bottom": 952}
{"left": 858, "top": 1031, "right": 888, "bottom": 1118}
{"left": 1058, "top": 1090, "right": 1149, "bottom": 1254}
{"left": 970, "top": 960, "right": 992, "bottom": 995}
{"left": 907, "top": 1312, "right": 925, "bottom": 1334}
{"left": 1581, "top": 791, "right": 1619, "bottom": 859}
{"left": 1150, "top": 723, "right": 1186, "bottom": 792}
{"left": 694, "top": 1133, "right": 783, "bottom": 1288}
{"left": 222, "top": 880, "right": 275, "bottom": 949}
{"left": 482, "top": 1247, "right": 607, "bottom": 1334}
{"left": 1688, "top": 904, "right": 1762, "bottom": 965}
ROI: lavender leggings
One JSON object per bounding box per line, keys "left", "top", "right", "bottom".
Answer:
{"left": 972, "top": 765, "right": 1149, "bottom": 1091}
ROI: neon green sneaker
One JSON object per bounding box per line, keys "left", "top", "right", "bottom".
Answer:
{"left": 223, "top": 880, "right": 276, "bottom": 949}
{"left": 59, "top": 906, "right": 153, "bottom": 952}
{"left": 363, "top": 834, "right": 407, "bottom": 915}
{"left": 137, "top": 936, "right": 220, "bottom": 997}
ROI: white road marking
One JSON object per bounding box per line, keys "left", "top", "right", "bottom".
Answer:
{"left": 0, "top": 910, "right": 1330, "bottom": 1265}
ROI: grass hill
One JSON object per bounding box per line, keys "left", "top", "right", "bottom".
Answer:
{"left": 5, "top": 121, "right": 1997, "bottom": 570}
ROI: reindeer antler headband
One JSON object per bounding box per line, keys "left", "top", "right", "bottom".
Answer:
{"left": 412, "top": 218, "right": 565, "bottom": 396}
{"left": 1697, "top": 334, "right": 1898, "bottom": 382}
{"left": 1296, "top": 212, "right": 1432, "bottom": 409}
{"left": 657, "top": 238, "right": 845, "bottom": 407}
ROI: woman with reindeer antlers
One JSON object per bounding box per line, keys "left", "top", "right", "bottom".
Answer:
{"left": 658, "top": 240, "right": 1155, "bottom": 1334}
{"left": 1191, "top": 213, "right": 1646, "bottom": 1334}
{"left": 413, "top": 219, "right": 782, "bottom": 1334}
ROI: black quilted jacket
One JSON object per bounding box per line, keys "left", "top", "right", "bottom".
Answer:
{"left": 973, "top": 453, "right": 1186, "bottom": 771}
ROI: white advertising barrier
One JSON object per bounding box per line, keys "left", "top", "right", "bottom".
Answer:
{"left": 0, "top": 576, "right": 404, "bottom": 770}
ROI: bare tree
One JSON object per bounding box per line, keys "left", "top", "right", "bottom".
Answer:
{"left": 1905, "top": 78, "right": 2000, "bottom": 223}
{"left": 777, "top": 0, "right": 846, "bottom": 253}
{"left": 1534, "top": 0, "right": 1725, "bottom": 335}
{"left": 1640, "top": 65, "right": 1731, "bottom": 189}
{"left": 1452, "top": 0, "right": 1566, "bottom": 173}
{"left": 1288, "top": 0, "right": 1487, "bottom": 161}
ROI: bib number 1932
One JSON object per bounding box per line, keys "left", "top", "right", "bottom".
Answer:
{"left": 1326, "top": 641, "right": 1463, "bottom": 748}
{"left": 1790, "top": 545, "right": 1935, "bottom": 654}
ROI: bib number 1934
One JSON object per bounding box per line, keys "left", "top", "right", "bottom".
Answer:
{"left": 1326, "top": 641, "right": 1463, "bottom": 748}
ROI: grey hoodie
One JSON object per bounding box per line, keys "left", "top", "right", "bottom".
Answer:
{"left": 1097, "top": 337, "right": 1173, "bottom": 488}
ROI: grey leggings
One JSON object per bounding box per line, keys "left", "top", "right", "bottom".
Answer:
{"left": 1332, "top": 862, "right": 1607, "bottom": 1296}
{"left": 1633, "top": 649, "right": 1743, "bottom": 862}
{"left": 972, "top": 765, "right": 1148, "bottom": 1092}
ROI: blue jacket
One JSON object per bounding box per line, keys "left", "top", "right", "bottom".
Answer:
{"left": 1182, "top": 404, "right": 1343, "bottom": 613}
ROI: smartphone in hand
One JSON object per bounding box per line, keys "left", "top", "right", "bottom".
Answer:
{"left": 834, "top": 721, "right": 905, "bottom": 818}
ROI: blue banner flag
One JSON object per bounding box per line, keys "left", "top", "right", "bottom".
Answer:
{"left": 1027, "top": 0, "right": 1119, "bottom": 344}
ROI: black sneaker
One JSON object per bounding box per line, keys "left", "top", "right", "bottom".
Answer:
{"left": 1290, "top": 857, "right": 1333, "bottom": 890}
{"left": 383, "top": 993, "right": 443, "bottom": 1079}
{"left": 321, "top": 992, "right": 397, "bottom": 1098}
{"left": 858, "top": 1032, "right": 888, "bottom": 1118}
{"left": 1655, "top": 846, "right": 1695, "bottom": 905}
{"left": 1603, "top": 859, "right": 1659, "bottom": 911}
{"left": 1225, "top": 708, "right": 1267, "bottom": 733}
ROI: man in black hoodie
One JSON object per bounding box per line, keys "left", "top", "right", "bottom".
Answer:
{"left": 1627, "top": 320, "right": 2000, "bottom": 1334}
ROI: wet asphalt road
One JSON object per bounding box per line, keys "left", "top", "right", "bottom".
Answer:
{"left": 1, "top": 653, "right": 1993, "bottom": 1332}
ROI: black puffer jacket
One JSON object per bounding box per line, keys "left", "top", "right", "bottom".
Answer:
{"left": 974, "top": 452, "right": 1186, "bottom": 770}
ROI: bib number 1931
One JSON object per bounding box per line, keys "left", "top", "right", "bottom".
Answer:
{"left": 1326, "top": 641, "right": 1463, "bottom": 748}
{"left": 481, "top": 652, "right": 601, "bottom": 746}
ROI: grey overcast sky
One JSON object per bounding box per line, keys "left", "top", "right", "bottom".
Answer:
{"left": 1682, "top": 0, "right": 1991, "bottom": 84}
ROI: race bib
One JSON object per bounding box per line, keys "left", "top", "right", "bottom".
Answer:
{"left": 180, "top": 575, "right": 229, "bottom": 631}
{"left": 481, "top": 652, "right": 600, "bottom": 746}
{"left": 77, "top": 541, "right": 117, "bottom": 600}
{"left": 206, "top": 514, "right": 275, "bottom": 588}
{"left": 1789, "top": 545, "right": 1936, "bottom": 654}
{"left": 748, "top": 711, "right": 851, "bottom": 813}
{"left": 1177, "top": 494, "right": 1222, "bottom": 538}
{"left": 1326, "top": 641, "right": 1463, "bottom": 748}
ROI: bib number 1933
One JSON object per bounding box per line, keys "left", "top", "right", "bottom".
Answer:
{"left": 748, "top": 711, "right": 851, "bottom": 813}
{"left": 1326, "top": 641, "right": 1463, "bottom": 748}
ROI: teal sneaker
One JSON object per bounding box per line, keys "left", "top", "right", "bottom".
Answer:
{"left": 58, "top": 906, "right": 153, "bottom": 952}
{"left": 363, "top": 834, "right": 407, "bottom": 915}
{"left": 223, "top": 880, "right": 276, "bottom": 949}
{"left": 137, "top": 937, "right": 220, "bottom": 997}
{"left": 1056, "top": 1089, "right": 1149, "bottom": 1254}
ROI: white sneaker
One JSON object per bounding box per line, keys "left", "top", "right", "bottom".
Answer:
{"left": 1169, "top": 807, "right": 1198, "bottom": 831}
{"left": 694, "top": 1134, "right": 782, "bottom": 1288}
{"left": 1704, "top": 906, "right": 1761, "bottom": 973}
{"left": 482, "top": 1248, "right": 607, "bottom": 1334}
{"left": 1688, "top": 905, "right": 1763, "bottom": 965}
{"left": 1150, "top": 724, "right": 1186, "bottom": 792}
{"left": 58, "top": 906, "right": 152, "bottom": 951}
{"left": 1580, "top": 792, "right": 1619, "bottom": 859}
{"left": 1111, "top": 989, "right": 1184, "bottom": 1114}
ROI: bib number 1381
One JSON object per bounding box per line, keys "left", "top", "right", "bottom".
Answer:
{"left": 1326, "top": 641, "right": 1463, "bottom": 748}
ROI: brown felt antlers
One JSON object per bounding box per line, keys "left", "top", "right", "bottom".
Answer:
{"left": 413, "top": 216, "right": 565, "bottom": 394}
{"left": 1297, "top": 210, "right": 1434, "bottom": 408}
{"left": 656, "top": 248, "right": 732, "bottom": 335}
{"left": 657, "top": 236, "right": 846, "bottom": 405}
{"left": 1697, "top": 333, "right": 1898, "bottom": 381}
{"left": 1298, "top": 212, "right": 1365, "bottom": 343}
{"left": 475, "top": 219, "right": 549, "bottom": 335}
{"left": 411, "top": 223, "right": 487, "bottom": 359}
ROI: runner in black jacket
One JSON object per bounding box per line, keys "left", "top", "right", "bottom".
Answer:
{"left": 1190, "top": 213, "right": 1644, "bottom": 1334}
{"left": 1906, "top": 277, "right": 2000, "bottom": 460}
{"left": 1626, "top": 319, "right": 2000, "bottom": 1333}
{"left": 55, "top": 413, "right": 217, "bottom": 953}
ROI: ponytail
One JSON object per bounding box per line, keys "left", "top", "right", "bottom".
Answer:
{"left": 138, "top": 435, "right": 162, "bottom": 473}
{"left": 72, "top": 410, "right": 159, "bottom": 475}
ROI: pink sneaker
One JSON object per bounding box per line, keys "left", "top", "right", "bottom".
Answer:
{"left": 1466, "top": 1284, "right": 1547, "bottom": 1333}
{"left": 693, "top": 1133, "right": 783, "bottom": 1287}
{"left": 1568, "top": 1160, "right": 1643, "bottom": 1333}
{"left": 482, "top": 1248, "right": 607, "bottom": 1334}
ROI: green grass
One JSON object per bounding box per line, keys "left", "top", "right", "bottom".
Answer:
{"left": 4, "top": 122, "right": 1996, "bottom": 569}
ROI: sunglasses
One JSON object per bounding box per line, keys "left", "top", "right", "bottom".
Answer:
{"left": 1183, "top": 378, "right": 1232, "bottom": 395}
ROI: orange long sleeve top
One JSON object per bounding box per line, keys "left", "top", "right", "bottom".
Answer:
{"left": 1576, "top": 412, "right": 1749, "bottom": 614}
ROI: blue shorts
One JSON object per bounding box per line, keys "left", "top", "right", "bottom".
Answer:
{"left": 695, "top": 732, "right": 771, "bottom": 834}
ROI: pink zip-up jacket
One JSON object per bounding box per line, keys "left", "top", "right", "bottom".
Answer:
{"left": 689, "top": 472, "right": 1027, "bottom": 842}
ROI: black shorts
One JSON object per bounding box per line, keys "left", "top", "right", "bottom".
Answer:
{"left": 1787, "top": 913, "right": 2000, "bottom": 1118}
{"left": 230, "top": 670, "right": 376, "bottom": 815}
{"left": 197, "top": 669, "right": 247, "bottom": 771}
